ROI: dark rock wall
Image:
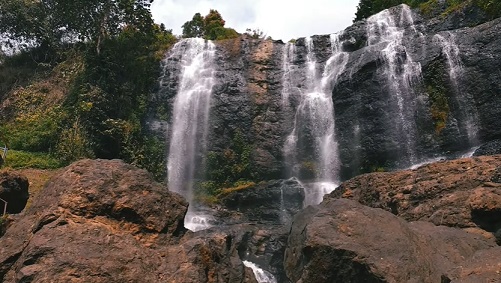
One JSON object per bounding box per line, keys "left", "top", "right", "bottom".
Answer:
{"left": 150, "top": 5, "right": 501, "bottom": 181}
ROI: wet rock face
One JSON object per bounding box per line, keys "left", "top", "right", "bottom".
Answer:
{"left": 150, "top": 8, "right": 501, "bottom": 181}
{"left": 218, "top": 179, "right": 305, "bottom": 224}
{"left": 0, "top": 171, "right": 29, "bottom": 214}
{"left": 333, "top": 8, "right": 501, "bottom": 178}
{"left": 474, "top": 140, "right": 501, "bottom": 156}
{"left": 0, "top": 159, "right": 258, "bottom": 283}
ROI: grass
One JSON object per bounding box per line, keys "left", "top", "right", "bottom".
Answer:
{"left": 217, "top": 181, "right": 256, "bottom": 197}
{"left": 4, "top": 150, "right": 62, "bottom": 169}
{"left": 16, "top": 168, "right": 59, "bottom": 209}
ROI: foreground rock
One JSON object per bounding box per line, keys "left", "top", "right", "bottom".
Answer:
{"left": 0, "top": 171, "right": 29, "bottom": 214}
{"left": 329, "top": 155, "right": 501, "bottom": 240}
{"left": 0, "top": 159, "right": 257, "bottom": 283}
{"left": 285, "top": 198, "right": 497, "bottom": 283}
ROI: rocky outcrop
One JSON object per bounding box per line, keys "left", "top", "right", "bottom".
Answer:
{"left": 150, "top": 6, "right": 501, "bottom": 180}
{"left": 334, "top": 8, "right": 501, "bottom": 177}
{"left": 329, "top": 155, "right": 501, "bottom": 240}
{"left": 284, "top": 198, "right": 497, "bottom": 283}
{"left": 0, "top": 159, "right": 258, "bottom": 283}
{"left": 0, "top": 171, "right": 29, "bottom": 214}
{"left": 474, "top": 139, "right": 501, "bottom": 156}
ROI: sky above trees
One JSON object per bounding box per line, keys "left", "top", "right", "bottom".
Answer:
{"left": 151, "top": 0, "right": 359, "bottom": 41}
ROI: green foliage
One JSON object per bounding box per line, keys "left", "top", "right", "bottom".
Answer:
{"left": 182, "top": 9, "right": 240, "bottom": 40}
{"left": 354, "top": 0, "right": 501, "bottom": 21}
{"left": 354, "top": 0, "right": 419, "bottom": 21}
{"left": 203, "top": 9, "right": 226, "bottom": 40}
{"left": 0, "top": 4, "right": 176, "bottom": 179}
{"left": 0, "top": 0, "right": 155, "bottom": 53}
{"left": 0, "top": 50, "right": 53, "bottom": 96}
{"left": 5, "top": 150, "right": 61, "bottom": 169}
{"left": 244, "top": 28, "right": 270, "bottom": 40}
{"left": 419, "top": 0, "right": 439, "bottom": 16}
{"left": 218, "top": 181, "right": 256, "bottom": 197}
{"left": 55, "top": 119, "right": 94, "bottom": 165}
{"left": 68, "top": 25, "right": 176, "bottom": 166}
{"left": 205, "top": 129, "right": 253, "bottom": 185}
{"left": 121, "top": 135, "right": 167, "bottom": 181}
{"left": 1, "top": 106, "right": 64, "bottom": 152}
{"left": 197, "top": 129, "right": 254, "bottom": 198}
{"left": 473, "top": 0, "right": 501, "bottom": 18}
{"left": 423, "top": 60, "right": 450, "bottom": 134}
{"left": 182, "top": 13, "right": 205, "bottom": 38}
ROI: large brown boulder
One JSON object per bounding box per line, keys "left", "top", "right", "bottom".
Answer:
{"left": 284, "top": 198, "right": 497, "bottom": 283}
{"left": 0, "top": 159, "right": 258, "bottom": 283}
{"left": 329, "top": 155, "right": 501, "bottom": 237}
{"left": 0, "top": 171, "right": 29, "bottom": 214}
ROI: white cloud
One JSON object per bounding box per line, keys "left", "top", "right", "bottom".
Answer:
{"left": 151, "top": 0, "right": 359, "bottom": 41}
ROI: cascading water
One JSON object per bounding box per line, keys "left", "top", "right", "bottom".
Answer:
{"left": 366, "top": 5, "right": 422, "bottom": 166}
{"left": 242, "top": 261, "right": 277, "bottom": 283}
{"left": 282, "top": 34, "right": 349, "bottom": 206}
{"left": 162, "top": 38, "right": 216, "bottom": 231}
{"left": 433, "top": 32, "right": 480, "bottom": 147}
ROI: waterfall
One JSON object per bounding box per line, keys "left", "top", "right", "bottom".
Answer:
{"left": 366, "top": 4, "right": 422, "bottom": 165}
{"left": 433, "top": 32, "right": 479, "bottom": 146}
{"left": 242, "top": 260, "right": 277, "bottom": 283}
{"left": 162, "top": 38, "right": 216, "bottom": 230}
{"left": 282, "top": 34, "right": 348, "bottom": 206}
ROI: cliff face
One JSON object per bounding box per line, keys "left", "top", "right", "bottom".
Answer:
{"left": 150, "top": 5, "right": 501, "bottom": 183}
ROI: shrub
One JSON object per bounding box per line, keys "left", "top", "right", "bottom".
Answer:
{"left": 5, "top": 150, "right": 61, "bottom": 169}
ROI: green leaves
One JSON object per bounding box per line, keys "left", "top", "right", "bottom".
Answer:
{"left": 182, "top": 13, "right": 205, "bottom": 38}
{"left": 181, "top": 9, "right": 239, "bottom": 40}
{"left": 0, "top": 0, "right": 156, "bottom": 53}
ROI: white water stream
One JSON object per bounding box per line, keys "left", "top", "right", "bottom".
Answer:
{"left": 433, "top": 32, "right": 480, "bottom": 146}
{"left": 163, "top": 38, "right": 216, "bottom": 231}
{"left": 282, "top": 34, "right": 348, "bottom": 206}
{"left": 243, "top": 260, "right": 277, "bottom": 283}
{"left": 366, "top": 5, "right": 422, "bottom": 165}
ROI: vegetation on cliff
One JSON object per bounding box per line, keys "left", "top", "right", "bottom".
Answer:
{"left": 182, "top": 9, "right": 239, "bottom": 40}
{"left": 354, "top": 0, "right": 501, "bottom": 21}
{"left": 0, "top": 0, "right": 176, "bottom": 179}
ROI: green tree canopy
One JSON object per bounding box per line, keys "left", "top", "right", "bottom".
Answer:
{"left": 182, "top": 13, "right": 205, "bottom": 38}
{"left": 181, "top": 9, "right": 239, "bottom": 40}
{"left": 0, "top": 0, "right": 155, "bottom": 53}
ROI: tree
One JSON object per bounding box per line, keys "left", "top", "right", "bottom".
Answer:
{"left": 203, "top": 9, "right": 226, "bottom": 40}
{"left": 182, "top": 13, "right": 205, "bottom": 38}
{"left": 354, "top": 0, "right": 374, "bottom": 21}
{"left": 181, "top": 9, "right": 239, "bottom": 40}
{"left": 0, "top": 0, "right": 155, "bottom": 54}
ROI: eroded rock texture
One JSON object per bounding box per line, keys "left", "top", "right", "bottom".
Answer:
{"left": 0, "top": 159, "right": 258, "bottom": 283}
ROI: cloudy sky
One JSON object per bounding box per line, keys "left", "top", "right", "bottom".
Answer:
{"left": 151, "top": 0, "right": 360, "bottom": 41}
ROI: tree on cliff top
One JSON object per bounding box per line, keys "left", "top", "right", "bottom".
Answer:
{"left": 182, "top": 9, "right": 239, "bottom": 40}
{"left": 182, "top": 13, "right": 205, "bottom": 38}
